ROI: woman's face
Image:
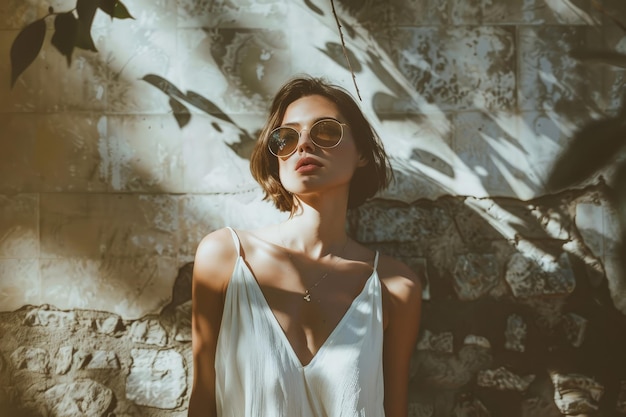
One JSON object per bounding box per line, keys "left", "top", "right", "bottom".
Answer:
{"left": 276, "top": 94, "right": 366, "bottom": 202}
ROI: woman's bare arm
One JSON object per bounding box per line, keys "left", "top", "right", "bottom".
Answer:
{"left": 380, "top": 257, "right": 423, "bottom": 417}
{"left": 188, "top": 229, "right": 237, "bottom": 417}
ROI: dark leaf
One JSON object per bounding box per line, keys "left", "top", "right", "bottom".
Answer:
{"left": 10, "top": 18, "right": 46, "bottom": 88}
{"left": 366, "top": 50, "right": 405, "bottom": 97}
{"left": 51, "top": 12, "right": 78, "bottom": 66}
{"left": 77, "top": 0, "right": 99, "bottom": 23}
{"left": 546, "top": 116, "right": 626, "bottom": 192}
{"left": 303, "top": 0, "right": 324, "bottom": 16}
{"left": 318, "top": 42, "right": 362, "bottom": 72}
{"left": 185, "top": 90, "right": 234, "bottom": 124}
{"left": 211, "top": 122, "right": 222, "bottom": 133}
{"left": 169, "top": 98, "right": 191, "bottom": 128}
{"left": 570, "top": 48, "right": 626, "bottom": 69}
{"left": 99, "top": 0, "right": 134, "bottom": 19}
{"left": 141, "top": 74, "right": 186, "bottom": 100}
{"left": 75, "top": 0, "right": 99, "bottom": 51}
{"left": 227, "top": 132, "right": 257, "bottom": 159}
{"left": 113, "top": 0, "right": 134, "bottom": 19}
{"left": 98, "top": 0, "right": 116, "bottom": 18}
{"left": 75, "top": 21, "right": 97, "bottom": 51}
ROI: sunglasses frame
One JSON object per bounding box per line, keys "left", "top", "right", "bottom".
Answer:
{"left": 268, "top": 118, "right": 348, "bottom": 157}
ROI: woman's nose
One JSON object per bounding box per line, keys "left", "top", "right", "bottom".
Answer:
{"left": 296, "top": 129, "right": 315, "bottom": 154}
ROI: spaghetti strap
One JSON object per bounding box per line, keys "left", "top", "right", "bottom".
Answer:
{"left": 225, "top": 227, "right": 241, "bottom": 257}
{"left": 373, "top": 250, "right": 380, "bottom": 271}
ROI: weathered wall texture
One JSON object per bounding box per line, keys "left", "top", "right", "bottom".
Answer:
{"left": 1, "top": 0, "right": 626, "bottom": 416}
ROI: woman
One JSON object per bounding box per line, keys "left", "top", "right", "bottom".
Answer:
{"left": 188, "top": 76, "right": 422, "bottom": 417}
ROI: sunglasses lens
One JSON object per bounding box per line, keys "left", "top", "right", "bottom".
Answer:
{"left": 269, "top": 128, "right": 299, "bottom": 156}
{"left": 311, "top": 120, "right": 343, "bottom": 148}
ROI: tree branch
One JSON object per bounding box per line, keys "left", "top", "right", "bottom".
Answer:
{"left": 330, "top": 0, "right": 362, "bottom": 101}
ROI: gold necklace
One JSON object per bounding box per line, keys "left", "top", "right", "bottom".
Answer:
{"left": 281, "top": 232, "right": 349, "bottom": 302}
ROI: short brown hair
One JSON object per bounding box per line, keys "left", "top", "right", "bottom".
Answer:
{"left": 250, "top": 76, "right": 392, "bottom": 213}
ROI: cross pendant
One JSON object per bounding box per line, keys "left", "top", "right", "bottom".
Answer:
{"left": 303, "top": 291, "right": 312, "bottom": 302}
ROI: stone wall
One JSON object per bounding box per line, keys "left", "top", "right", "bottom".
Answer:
{"left": 3, "top": 185, "right": 626, "bottom": 416}
{"left": 1, "top": 0, "right": 626, "bottom": 416}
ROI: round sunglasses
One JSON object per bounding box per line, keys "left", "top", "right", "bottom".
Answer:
{"left": 268, "top": 119, "right": 347, "bottom": 157}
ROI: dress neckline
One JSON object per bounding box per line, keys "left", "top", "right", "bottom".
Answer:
{"left": 235, "top": 256, "right": 378, "bottom": 369}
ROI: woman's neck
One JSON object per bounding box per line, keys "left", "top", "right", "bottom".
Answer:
{"left": 280, "top": 197, "right": 349, "bottom": 260}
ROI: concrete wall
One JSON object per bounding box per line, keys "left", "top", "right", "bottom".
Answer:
{"left": 1, "top": 0, "right": 626, "bottom": 416}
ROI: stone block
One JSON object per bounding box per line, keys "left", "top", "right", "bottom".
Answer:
{"left": 561, "top": 312, "right": 588, "bottom": 348}
{"left": 448, "top": 0, "right": 527, "bottom": 25}
{"left": 452, "top": 253, "right": 500, "bottom": 301}
{"left": 0, "top": 259, "right": 40, "bottom": 311}
{"left": 452, "top": 198, "right": 506, "bottom": 248}
{"left": 39, "top": 256, "right": 177, "bottom": 319}
{"left": 354, "top": 200, "right": 452, "bottom": 243}
{"left": 476, "top": 367, "right": 535, "bottom": 392}
{"left": 42, "top": 379, "right": 113, "bottom": 417}
{"left": 453, "top": 112, "right": 531, "bottom": 198}
{"left": 207, "top": 28, "right": 291, "bottom": 113}
{"left": 518, "top": 0, "right": 596, "bottom": 24}
{"left": 126, "top": 348, "right": 186, "bottom": 409}
{"left": 0, "top": 114, "right": 40, "bottom": 192}
{"left": 179, "top": 114, "right": 259, "bottom": 194}
{"left": 86, "top": 350, "right": 120, "bottom": 369}
{"left": 178, "top": 193, "right": 285, "bottom": 260}
{"left": 40, "top": 193, "right": 179, "bottom": 258}
{"left": 94, "top": 315, "right": 124, "bottom": 336}
{"left": 518, "top": 26, "right": 604, "bottom": 112}
{"left": 11, "top": 346, "right": 50, "bottom": 373}
{"left": 102, "top": 115, "right": 184, "bottom": 192}
{"left": 377, "top": 119, "right": 456, "bottom": 202}
{"left": 103, "top": 27, "right": 178, "bottom": 114}
{"left": 0, "top": 114, "right": 108, "bottom": 192}
{"left": 177, "top": 0, "right": 290, "bottom": 29}
{"left": 550, "top": 372, "right": 604, "bottom": 415}
{"left": 451, "top": 395, "right": 490, "bottom": 417}
{"left": 414, "top": 336, "right": 492, "bottom": 389}
{"left": 23, "top": 307, "right": 77, "bottom": 329}
{"left": 54, "top": 345, "right": 73, "bottom": 375}
{"left": 129, "top": 318, "right": 168, "bottom": 346}
{"left": 335, "top": 0, "right": 437, "bottom": 29}
{"left": 463, "top": 334, "right": 491, "bottom": 349}
{"left": 416, "top": 329, "right": 454, "bottom": 353}
{"left": 504, "top": 314, "right": 527, "bottom": 352}
{"left": 517, "top": 111, "right": 573, "bottom": 191}
{"left": 505, "top": 252, "right": 575, "bottom": 298}
{"left": 388, "top": 26, "right": 516, "bottom": 112}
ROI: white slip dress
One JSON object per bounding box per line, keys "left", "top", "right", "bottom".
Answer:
{"left": 214, "top": 227, "right": 385, "bottom": 417}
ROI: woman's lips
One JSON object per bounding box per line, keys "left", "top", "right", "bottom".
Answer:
{"left": 296, "top": 164, "right": 321, "bottom": 173}
{"left": 295, "top": 157, "right": 322, "bottom": 173}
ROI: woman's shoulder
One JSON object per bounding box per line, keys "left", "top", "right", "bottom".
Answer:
{"left": 195, "top": 227, "right": 238, "bottom": 258}
{"left": 193, "top": 227, "right": 240, "bottom": 289}
{"left": 376, "top": 252, "right": 422, "bottom": 300}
